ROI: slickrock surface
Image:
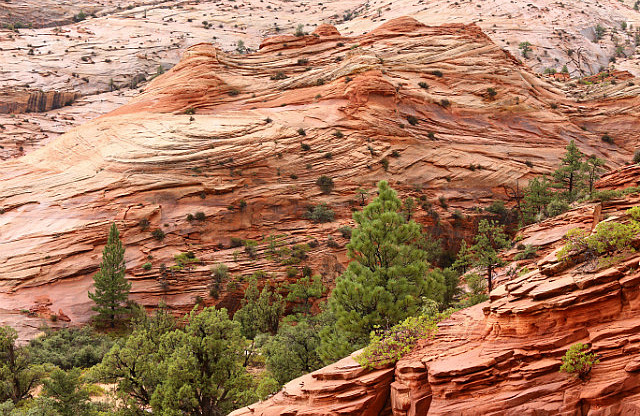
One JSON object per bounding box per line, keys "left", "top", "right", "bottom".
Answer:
{"left": 1, "top": 17, "right": 639, "bottom": 341}
{"left": 0, "top": 0, "right": 363, "bottom": 157}
{"left": 2, "top": 0, "right": 640, "bottom": 161}
{"left": 341, "top": 0, "right": 640, "bottom": 77}
{"left": 231, "top": 165, "right": 640, "bottom": 415}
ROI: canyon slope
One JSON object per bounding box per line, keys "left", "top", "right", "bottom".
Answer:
{"left": 1, "top": 17, "right": 640, "bottom": 342}
{"left": 231, "top": 165, "right": 640, "bottom": 416}
{"left": 342, "top": 0, "right": 640, "bottom": 77}
{"left": 2, "top": 0, "right": 640, "bottom": 161}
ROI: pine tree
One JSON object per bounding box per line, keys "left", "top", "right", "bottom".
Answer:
{"left": 318, "top": 181, "right": 444, "bottom": 362}
{"left": 285, "top": 275, "right": 325, "bottom": 316}
{"left": 522, "top": 176, "right": 553, "bottom": 224}
{"left": 468, "top": 220, "right": 510, "bottom": 293}
{"left": 88, "top": 223, "right": 131, "bottom": 328}
{"left": 553, "top": 140, "right": 586, "bottom": 202}
{"left": 584, "top": 155, "right": 606, "bottom": 195}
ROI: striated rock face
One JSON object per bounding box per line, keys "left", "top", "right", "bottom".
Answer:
{"left": 339, "top": 0, "right": 640, "bottom": 78}
{"left": 1, "top": 17, "right": 639, "bottom": 341}
{"left": 229, "top": 354, "right": 395, "bottom": 416}
{"left": 233, "top": 167, "right": 640, "bottom": 415}
{"left": 0, "top": 89, "right": 77, "bottom": 114}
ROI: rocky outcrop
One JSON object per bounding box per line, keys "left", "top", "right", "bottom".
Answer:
{"left": 230, "top": 354, "right": 394, "bottom": 416}
{"left": 233, "top": 167, "right": 640, "bottom": 415}
{"left": 0, "top": 89, "right": 77, "bottom": 114}
{"left": 0, "top": 17, "right": 639, "bottom": 341}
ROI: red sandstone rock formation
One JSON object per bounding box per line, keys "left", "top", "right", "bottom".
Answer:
{"left": 1, "top": 18, "right": 639, "bottom": 342}
{"left": 231, "top": 165, "right": 640, "bottom": 416}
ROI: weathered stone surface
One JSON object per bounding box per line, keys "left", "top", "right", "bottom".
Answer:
{"left": 237, "top": 169, "right": 640, "bottom": 415}
{"left": 6, "top": 17, "right": 639, "bottom": 341}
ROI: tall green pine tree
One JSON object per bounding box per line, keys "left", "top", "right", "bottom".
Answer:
{"left": 88, "top": 223, "right": 131, "bottom": 327}
{"left": 318, "top": 181, "right": 444, "bottom": 362}
{"left": 553, "top": 140, "right": 586, "bottom": 202}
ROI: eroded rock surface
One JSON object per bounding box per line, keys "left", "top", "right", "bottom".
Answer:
{"left": 232, "top": 164, "right": 640, "bottom": 415}
{"left": 1, "top": 18, "right": 639, "bottom": 342}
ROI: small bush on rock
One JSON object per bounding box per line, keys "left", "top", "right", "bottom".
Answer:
{"left": 560, "top": 343, "right": 599, "bottom": 380}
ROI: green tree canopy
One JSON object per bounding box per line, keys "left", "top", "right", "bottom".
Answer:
{"left": 151, "top": 307, "right": 253, "bottom": 416}
{"left": 88, "top": 223, "right": 131, "bottom": 327}
{"left": 553, "top": 140, "right": 586, "bottom": 202}
{"left": 285, "top": 275, "right": 325, "bottom": 316}
{"left": 94, "top": 307, "right": 176, "bottom": 412}
{"left": 264, "top": 319, "right": 323, "bottom": 385}
{"left": 0, "top": 327, "right": 44, "bottom": 404}
{"left": 233, "top": 278, "right": 284, "bottom": 340}
{"left": 468, "top": 220, "right": 510, "bottom": 293}
{"left": 318, "top": 181, "right": 445, "bottom": 363}
{"left": 42, "top": 368, "right": 93, "bottom": 416}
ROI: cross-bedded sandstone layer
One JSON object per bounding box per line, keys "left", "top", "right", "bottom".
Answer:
{"left": 1, "top": 17, "right": 639, "bottom": 342}
{"left": 230, "top": 167, "right": 640, "bottom": 416}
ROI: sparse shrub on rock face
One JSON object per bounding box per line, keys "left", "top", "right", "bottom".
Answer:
{"left": 560, "top": 343, "right": 599, "bottom": 380}
{"left": 316, "top": 175, "right": 334, "bottom": 194}
{"left": 356, "top": 310, "right": 453, "bottom": 369}
{"left": 303, "top": 204, "right": 335, "bottom": 223}
{"left": 152, "top": 229, "right": 165, "bottom": 241}
{"left": 557, "top": 206, "right": 640, "bottom": 266}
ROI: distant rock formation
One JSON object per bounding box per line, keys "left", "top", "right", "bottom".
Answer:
{"left": 0, "top": 17, "right": 638, "bottom": 343}
{"left": 0, "top": 89, "right": 77, "bottom": 113}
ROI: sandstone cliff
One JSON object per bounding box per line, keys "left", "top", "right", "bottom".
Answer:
{"left": 1, "top": 18, "right": 639, "bottom": 342}
{"left": 230, "top": 166, "right": 640, "bottom": 416}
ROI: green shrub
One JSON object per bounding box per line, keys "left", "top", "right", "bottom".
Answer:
{"left": 418, "top": 82, "right": 429, "bottom": 89}
{"left": 316, "top": 175, "right": 334, "bottom": 194}
{"left": 286, "top": 267, "right": 299, "bottom": 278}
{"left": 633, "top": 150, "right": 640, "bottom": 164}
{"left": 73, "top": 11, "right": 87, "bottom": 22}
{"left": 486, "top": 200, "right": 507, "bottom": 217}
{"left": 338, "top": 226, "right": 352, "bottom": 239}
{"left": 172, "top": 252, "right": 200, "bottom": 270}
{"left": 355, "top": 311, "right": 452, "bottom": 369}
{"left": 195, "top": 212, "right": 206, "bottom": 221}
{"left": 297, "top": 128, "right": 306, "bottom": 136}
{"left": 557, "top": 209, "right": 640, "bottom": 263}
{"left": 139, "top": 219, "right": 150, "bottom": 230}
{"left": 406, "top": 115, "right": 418, "bottom": 126}
{"left": 243, "top": 240, "right": 259, "bottom": 258}
{"left": 301, "top": 143, "right": 311, "bottom": 151}
{"left": 560, "top": 343, "right": 599, "bottom": 379}
{"left": 327, "top": 235, "right": 340, "bottom": 248}
{"left": 271, "top": 71, "right": 288, "bottom": 80}
{"left": 601, "top": 133, "right": 614, "bottom": 144}
{"left": 431, "top": 70, "right": 443, "bottom": 77}
{"left": 152, "top": 229, "right": 165, "bottom": 241}
{"left": 546, "top": 198, "right": 569, "bottom": 217}
{"left": 29, "top": 327, "right": 113, "bottom": 369}
{"left": 211, "top": 263, "right": 229, "bottom": 282}
{"left": 514, "top": 245, "right": 537, "bottom": 260}
{"left": 229, "top": 237, "right": 244, "bottom": 248}
{"left": 142, "top": 262, "right": 152, "bottom": 271}
{"left": 303, "top": 204, "right": 335, "bottom": 223}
